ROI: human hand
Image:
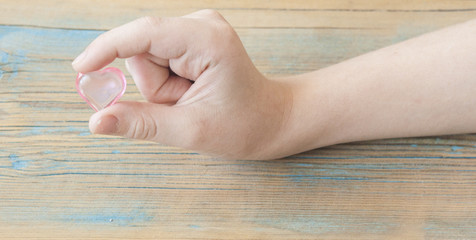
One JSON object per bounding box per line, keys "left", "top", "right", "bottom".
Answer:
{"left": 72, "top": 10, "right": 293, "bottom": 160}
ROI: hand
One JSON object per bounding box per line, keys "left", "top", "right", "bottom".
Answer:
{"left": 72, "top": 10, "right": 293, "bottom": 160}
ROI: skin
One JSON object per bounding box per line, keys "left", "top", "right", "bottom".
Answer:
{"left": 72, "top": 10, "right": 476, "bottom": 160}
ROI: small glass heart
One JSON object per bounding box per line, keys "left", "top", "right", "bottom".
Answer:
{"left": 76, "top": 67, "right": 126, "bottom": 112}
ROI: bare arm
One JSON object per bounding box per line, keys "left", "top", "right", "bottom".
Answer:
{"left": 275, "top": 19, "right": 476, "bottom": 157}
{"left": 72, "top": 10, "right": 476, "bottom": 159}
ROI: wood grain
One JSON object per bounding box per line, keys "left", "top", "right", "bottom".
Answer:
{"left": 1, "top": 0, "right": 476, "bottom": 239}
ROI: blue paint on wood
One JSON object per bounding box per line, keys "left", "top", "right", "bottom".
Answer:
{"left": 78, "top": 132, "right": 91, "bottom": 136}
{"left": 287, "top": 175, "right": 369, "bottom": 183}
{"left": 8, "top": 154, "right": 29, "bottom": 170}
{"left": 188, "top": 224, "right": 201, "bottom": 229}
{"left": 61, "top": 209, "right": 153, "bottom": 227}
{"left": 112, "top": 150, "right": 121, "bottom": 154}
{"left": 18, "top": 126, "right": 47, "bottom": 136}
{"left": 411, "top": 144, "right": 418, "bottom": 147}
{"left": 0, "top": 25, "right": 103, "bottom": 58}
{"left": 451, "top": 146, "right": 464, "bottom": 151}
{"left": 424, "top": 219, "right": 476, "bottom": 238}
{"left": 0, "top": 50, "right": 7, "bottom": 80}
{"left": 291, "top": 163, "right": 422, "bottom": 171}
{"left": 254, "top": 214, "right": 396, "bottom": 234}
{"left": 0, "top": 25, "right": 104, "bottom": 82}
{"left": 99, "top": 186, "right": 245, "bottom": 191}
{"left": 293, "top": 163, "right": 315, "bottom": 167}
{"left": 18, "top": 126, "right": 90, "bottom": 136}
{"left": 20, "top": 103, "right": 65, "bottom": 111}
{"left": 36, "top": 172, "right": 184, "bottom": 177}
{"left": 0, "top": 49, "right": 28, "bottom": 82}
{"left": 11, "top": 49, "right": 26, "bottom": 81}
{"left": 0, "top": 51, "right": 7, "bottom": 63}
{"left": 11, "top": 160, "right": 28, "bottom": 170}
{"left": 0, "top": 24, "right": 103, "bottom": 42}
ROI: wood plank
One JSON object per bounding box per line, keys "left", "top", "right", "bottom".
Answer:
{"left": 1, "top": 0, "right": 476, "bottom": 239}
{"left": 1, "top": 0, "right": 476, "bottom": 30}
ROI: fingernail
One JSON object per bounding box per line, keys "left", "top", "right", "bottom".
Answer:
{"left": 92, "top": 114, "right": 119, "bottom": 135}
{"left": 72, "top": 50, "right": 88, "bottom": 66}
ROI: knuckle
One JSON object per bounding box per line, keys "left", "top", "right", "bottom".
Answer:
{"left": 129, "top": 112, "right": 158, "bottom": 140}
{"left": 200, "top": 9, "right": 223, "bottom": 19}
{"left": 205, "top": 15, "right": 236, "bottom": 42}
{"left": 214, "top": 19, "right": 233, "bottom": 32}
{"left": 139, "top": 16, "right": 162, "bottom": 28}
{"left": 130, "top": 116, "right": 145, "bottom": 139}
{"left": 207, "top": 22, "right": 240, "bottom": 58}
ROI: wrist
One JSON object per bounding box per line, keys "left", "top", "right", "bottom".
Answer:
{"left": 253, "top": 75, "right": 322, "bottom": 159}
{"left": 269, "top": 72, "right": 349, "bottom": 158}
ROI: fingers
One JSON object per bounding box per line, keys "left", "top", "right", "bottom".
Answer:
{"left": 125, "top": 55, "right": 192, "bottom": 104}
{"left": 72, "top": 16, "right": 197, "bottom": 73}
{"left": 89, "top": 101, "right": 189, "bottom": 147}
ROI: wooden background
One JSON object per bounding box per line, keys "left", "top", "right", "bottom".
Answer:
{"left": 1, "top": 0, "right": 476, "bottom": 239}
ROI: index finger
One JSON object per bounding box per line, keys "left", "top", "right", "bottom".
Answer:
{"left": 72, "top": 16, "right": 196, "bottom": 73}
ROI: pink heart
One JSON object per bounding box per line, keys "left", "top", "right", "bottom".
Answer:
{"left": 76, "top": 67, "right": 126, "bottom": 112}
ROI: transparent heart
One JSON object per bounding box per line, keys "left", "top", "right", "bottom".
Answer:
{"left": 76, "top": 67, "right": 126, "bottom": 111}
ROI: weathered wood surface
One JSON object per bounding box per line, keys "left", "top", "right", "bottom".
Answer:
{"left": 1, "top": 0, "right": 476, "bottom": 239}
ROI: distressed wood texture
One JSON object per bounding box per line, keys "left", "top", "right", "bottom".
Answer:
{"left": 1, "top": 0, "right": 476, "bottom": 239}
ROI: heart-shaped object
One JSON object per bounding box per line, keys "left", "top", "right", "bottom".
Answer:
{"left": 76, "top": 67, "right": 126, "bottom": 112}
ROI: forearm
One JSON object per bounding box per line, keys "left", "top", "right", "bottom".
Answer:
{"left": 276, "top": 18, "right": 476, "bottom": 156}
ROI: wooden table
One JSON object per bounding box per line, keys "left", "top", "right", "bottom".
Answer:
{"left": 1, "top": 1, "right": 476, "bottom": 239}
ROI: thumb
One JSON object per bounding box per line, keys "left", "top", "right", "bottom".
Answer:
{"left": 89, "top": 101, "right": 189, "bottom": 146}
